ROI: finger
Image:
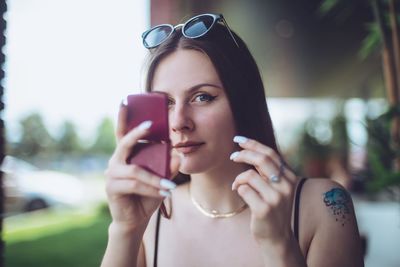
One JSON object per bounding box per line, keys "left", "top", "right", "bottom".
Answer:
{"left": 230, "top": 150, "right": 280, "bottom": 180}
{"left": 237, "top": 184, "right": 269, "bottom": 218}
{"left": 233, "top": 136, "right": 297, "bottom": 183}
{"left": 105, "top": 164, "right": 177, "bottom": 190}
{"left": 232, "top": 168, "right": 293, "bottom": 197}
{"left": 233, "top": 136, "right": 281, "bottom": 166}
{"left": 231, "top": 150, "right": 297, "bottom": 184}
{"left": 114, "top": 120, "right": 153, "bottom": 162}
{"left": 106, "top": 178, "right": 170, "bottom": 199}
{"left": 233, "top": 169, "right": 281, "bottom": 199}
{"left": 232, "top": 169, "right": 258, "bottom": 190}
{"left": 116, "top": 102, "right": 128, "bottom": 141}
{"left": 246, "top": 175, "right": 281, "bottom": 203}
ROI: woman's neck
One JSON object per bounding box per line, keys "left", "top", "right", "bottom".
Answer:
{"left": 189, "top": 161, "right": 249, "bottom": 214}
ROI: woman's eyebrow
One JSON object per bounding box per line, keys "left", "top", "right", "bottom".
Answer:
{"left": 187, "top": 83, "right": 223, "bottom": 93}
{"left": 152, "top": 83, "right": 223, "bottom": 96}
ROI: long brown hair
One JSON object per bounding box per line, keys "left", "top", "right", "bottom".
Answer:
{"left": 146, "top": 24, "right": 279, "bottom": 153}
{"left": 144, "top": 22, "right": 279, "bottom": 183}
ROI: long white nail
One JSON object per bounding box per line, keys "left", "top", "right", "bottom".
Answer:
{"left": 159, "top": 189, "right": 172, "bottom": 197}
{"left": 233, "top": 136, "right": 248, "bottom": 144}
{"left": 230, "top": 151, "right": 240, "bottom": 160}
{"left": 160, "top": 179, "right": 177, "bottom": 190}
{"left": 138, "top": 120, "right": 152, "bottom": 130}
{"left": 121, "top": 97, "right": 128, "bottom": 106}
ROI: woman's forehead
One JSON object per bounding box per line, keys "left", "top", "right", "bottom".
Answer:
{"left": 151, "top": 49, "right": 222, "bottom": 93}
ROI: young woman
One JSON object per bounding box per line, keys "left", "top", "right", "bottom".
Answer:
{"left": 101, "top": 13, "right": 364, "bottom": 267}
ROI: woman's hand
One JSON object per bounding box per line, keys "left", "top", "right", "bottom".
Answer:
{"left": 104, "top": 104, "right": 178, "bottom": 229}
{"left": 230, "top": 136, "right": 298, "bottom": 246}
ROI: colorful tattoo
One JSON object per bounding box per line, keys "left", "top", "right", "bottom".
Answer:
{"left": 323, "top": 188, "right": 351, "bottom": 226}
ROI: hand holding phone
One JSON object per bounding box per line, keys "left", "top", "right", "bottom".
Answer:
{"left": 125, "top": 93, "right": 171, "bottom": 179}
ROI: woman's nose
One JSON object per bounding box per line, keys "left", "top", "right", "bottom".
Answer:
{"left": 170, "top": 103, "right": 194, "bottom": 133}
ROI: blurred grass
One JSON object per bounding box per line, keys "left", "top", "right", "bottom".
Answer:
{"left": 4, "top": 207, "right": 111, "bottom": 267}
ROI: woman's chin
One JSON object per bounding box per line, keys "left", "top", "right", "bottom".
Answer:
{"left": 178, "top": 161, "right": 209, "bottom": 175}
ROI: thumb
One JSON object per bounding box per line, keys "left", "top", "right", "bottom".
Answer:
{"left": 116, "top": 101, "right": 128, "bottom": 141}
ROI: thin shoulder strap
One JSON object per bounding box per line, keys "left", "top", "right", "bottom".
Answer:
{"left": 153, "top": 178, "right": 307, "bottom": 264}
{"left": 293, "top": 178, "right": 307, "bottom": 241}
{"left": 153, "top": 209, "right": 162, "bottom": 267}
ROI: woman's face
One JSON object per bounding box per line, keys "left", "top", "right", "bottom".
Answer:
{"left": 152, "top": 49, "right": 237, "bottom": 174}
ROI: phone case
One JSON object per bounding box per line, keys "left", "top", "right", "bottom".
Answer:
{"left": 127, "top": 142, "right": 171, "bottom": 178}
{"left": 126, "top": 93, "right": 169, "bottom": 142}
{"left": 125, "top": 93, "right": 171, "bottom": 178}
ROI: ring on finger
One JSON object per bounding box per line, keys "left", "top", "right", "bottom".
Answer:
{"left": 269, "top": 158, "right": 286, "bottom": 183}
{"left": 269, "top": 174, "right": 281, "bottom": 183}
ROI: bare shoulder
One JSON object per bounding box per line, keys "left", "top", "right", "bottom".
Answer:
{"left": 298, "top": 178, "right": 364, "bottom": 267}
{"left": 299, "top": 178, "right": 354, "bottom": 225}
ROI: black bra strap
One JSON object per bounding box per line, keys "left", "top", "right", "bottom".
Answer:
{"left": 153, "top": 209, "right": 162, "bottom": 267}
{"left": 294, "top": 178, "right": 307, "bottom": 241}
{"left": 153, "top": 178, "right": 307, "bottom": 266}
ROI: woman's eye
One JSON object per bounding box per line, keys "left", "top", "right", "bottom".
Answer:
{"left": 167, "top": 98, "right": 175, "bottom": 106}
{"left": 193, "top": 94, "right": 216, "bottom": 103}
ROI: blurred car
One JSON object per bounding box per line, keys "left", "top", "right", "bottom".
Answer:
{"left": 1, "top": 156, "right": 85, "bottom": 216}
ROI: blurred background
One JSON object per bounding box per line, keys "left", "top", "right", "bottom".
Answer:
{"left": 1, "top": 0, "right": 400, "bottom": 266}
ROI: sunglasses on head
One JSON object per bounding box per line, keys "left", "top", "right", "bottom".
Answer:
{"left": 142, "top": 13, "right": 239, "bottom": 49}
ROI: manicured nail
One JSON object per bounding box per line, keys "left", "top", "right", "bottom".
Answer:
{"left": 121, "top": 97, "right": 128, "bottom": 106}
{"left": 231, "top": 182, "right": 236, "bottom": 191}
{"left": 230, "top": 151, "right": 240, "bottom": 160}
{"left": 160, "top": 179, "right": 177, "bottom": 190}
{"left": 233, "top": 136, "right": 248, "bottom": 144}
{"left": 138, "top": 120, "right": 152, "bottom": 130}
{"left": 159, "top": 189, "right": 172, "bottom": 197}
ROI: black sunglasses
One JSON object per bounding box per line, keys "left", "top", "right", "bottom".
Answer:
{"left": 142, "top": 13, "right": 239, "bottom": 49}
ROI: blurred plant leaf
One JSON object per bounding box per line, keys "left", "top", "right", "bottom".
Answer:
{"left": 318, "top": 0, "right": 340, "bottom": 16}
{"left": 365, "top": 104, "right": 400, "bottom": 193}
{"left": 359, "top": 23, "right": 381, "bottom": 59}
{"left": 367, "top": 152, "right": 400, "bottom": 191}
{"left": 90, "top": 117, "right": 116, "bottom": 155}
{"left": 57, "top": 121, "right": 82, "bottom": 154}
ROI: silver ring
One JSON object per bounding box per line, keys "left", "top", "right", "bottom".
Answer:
{"left": 269, "top": 174, "right": 281, "bottom": 183}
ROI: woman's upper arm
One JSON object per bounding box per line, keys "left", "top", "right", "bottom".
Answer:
{"left": 138, "top": 211, "right": 158, "bottom": 267}
{"left": 137, "top": 242, "right": 147, "bottom": 267}
{"left": 303, "top": 179, "right": 364, "bottom": 267}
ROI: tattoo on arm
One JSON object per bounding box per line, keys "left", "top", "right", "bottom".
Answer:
{"left": 323, "top": 188, "right": 351, "bottom": 226}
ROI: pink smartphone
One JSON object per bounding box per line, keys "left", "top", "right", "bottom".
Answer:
{"left": 125, "top": 93, "right": 171, "bottom": 178}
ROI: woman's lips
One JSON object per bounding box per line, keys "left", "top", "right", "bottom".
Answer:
{"left": 173, "top": 142, "right": 205, "bottom": 154}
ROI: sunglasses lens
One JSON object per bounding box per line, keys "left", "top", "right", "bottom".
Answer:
{"left": 184, "top": 15, "right": 214, "bottom": 38}
{"left": 143, "top": 25, "right": 173, "bottom": 48}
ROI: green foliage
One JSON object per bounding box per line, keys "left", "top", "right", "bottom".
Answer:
{"left": 318, "top": 0, "right": 361, "bottom": 22}
{"left": 365, "top": 105, "right": 400, "bottom": 193}
{"left": 318, "top": 0, "right": 341, "bottom": 16}
{"left": 12, "top": 113, "right": 55, "bottom": 157}
{"left": 56, "top": 121, "right": 82, "bottom": 154}
{"left": 359, "top": 22, "right": 381, "bottom": 59}
{"left": 298, "top": 118, "right": 332, "bottom": 160}
{"left": 5, "top": 212, "right": 110, "bottom": 267}
{"left": 330, "top": 111, "right": 349, "bottom": 166}
{"left": 294, "top": 107, "right": 351, "bottom": 178}
{"left": 293, "top": 117, "right": 333, "bottom": 177}
{"left": 9, "top": 113, "right": 116, "bottom": 159}
{"left": 90, "top": 118, "right": 116, "bottom": 155}
{"left": 318, "top": 0, "right": 388, "bottom": 59}
{"left": 367, "top": 152, "right": 400, "bottom": 191}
